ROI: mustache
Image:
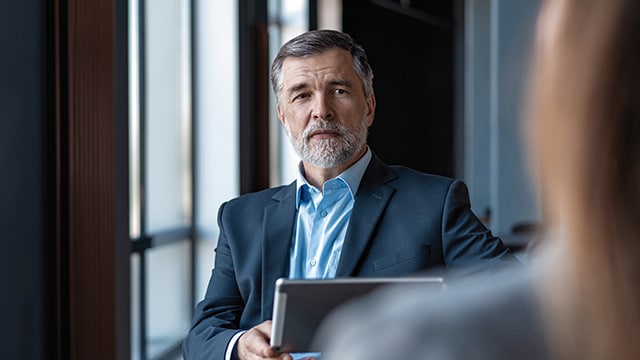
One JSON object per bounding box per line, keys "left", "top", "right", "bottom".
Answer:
{"left": 302, "top": 121, "right": 346, "bottom": 139}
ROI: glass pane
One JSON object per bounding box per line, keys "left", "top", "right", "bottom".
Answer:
{"left": 145, "top": 0, "right": 192, "bottom": 232}
{"left": 129, "top": 0, "right": 142, "bottom": 239}
{"left": 146, "top": 240, "right": 192, "bottom": 358}
{"left": 194, "top": 1, "right": 240, "bottom": 301}
{"left": 195, "top": 236, "right": 216, "bottom": 301}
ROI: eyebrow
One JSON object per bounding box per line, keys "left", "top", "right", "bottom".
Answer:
{"left": 329, "top": 79, "right": 354, "bottom": 88}
{"left": 286, "top": 83, "right": 309, "bottom": 95}
{"left": 285, "top": 79, "right": 355, "bottom": 98}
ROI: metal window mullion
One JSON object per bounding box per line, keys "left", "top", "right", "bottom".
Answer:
{"left": 137, "top": 0, "right": 148, "bottom": 358}
{"left": 189, "top": 0, "right": 197, "bottom": 318}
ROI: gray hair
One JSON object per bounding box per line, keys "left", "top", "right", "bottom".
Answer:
{"left": 270, "top": 29, "right": 374, "bottom": 104}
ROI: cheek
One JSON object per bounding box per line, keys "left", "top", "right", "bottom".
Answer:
{"left": 282, "top": 120, "right": 292, "bottom": 137}
{"left": 283, "top": 118, "right": 304, "bottom": 138}
{"left": 283, "top": 106, "right": 308, "bottom": 126}
{"left": 344, "top": 101, "right": 371, "bottom": 124}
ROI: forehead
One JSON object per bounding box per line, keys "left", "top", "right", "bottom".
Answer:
{"left": 280, "top": 48, "right": 360, "bottom": 85}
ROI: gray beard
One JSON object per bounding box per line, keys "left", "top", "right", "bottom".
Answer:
{"left": 286, "top": 120, "right": 368, "bottom": 169}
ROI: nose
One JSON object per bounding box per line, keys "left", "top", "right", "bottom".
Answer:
{"left": 311, "top": 94, "right": 334, "bottom": 121}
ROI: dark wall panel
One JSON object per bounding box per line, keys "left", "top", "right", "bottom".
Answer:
{"left": 0, "top": 1, "right": 50, "bottom": 359}
{"left": 343, "top": 0, "right": 455, "bottom": 176}
{"left": 0, "top": 1, "right": 130, "bottom": 359}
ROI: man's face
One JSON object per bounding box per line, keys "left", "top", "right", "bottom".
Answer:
{"left": 277, "top": 48, "right": 376, "bottom": 169}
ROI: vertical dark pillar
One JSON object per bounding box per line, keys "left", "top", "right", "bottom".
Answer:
{"left": 0, "top": 1, "right": 51, "bottom": 358}
{"left": 54, "top": 0, "right": 130, "bottom": 358}
{"left": 239, "top": 0, "right": 271, "bottom": 194}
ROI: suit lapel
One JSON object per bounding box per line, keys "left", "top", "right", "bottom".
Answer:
{"left": 261, "top": 182, "right": 297, "bottom": 319}
{"left": 336, "top": 154, "right": 396, "bottom": 276}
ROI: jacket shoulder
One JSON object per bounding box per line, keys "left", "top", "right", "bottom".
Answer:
{"left": 388, "top": 165, "right": 457, "bottom": 187}
{"left": 222, "top": 183, "right": 294, "bottom": 210}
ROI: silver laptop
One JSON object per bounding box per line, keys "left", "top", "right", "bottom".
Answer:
{"left": 270, "top": 276, "right": 445, "bottom": 353}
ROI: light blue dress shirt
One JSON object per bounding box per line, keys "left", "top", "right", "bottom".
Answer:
{"left": 288, "top": 148, "right": 371, "bottom": 360}
{"left": 289, "top": 148, "right": 372, "bottom": 280}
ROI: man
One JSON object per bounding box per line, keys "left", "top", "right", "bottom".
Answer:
{"left": 183, "top": 29, "right": 517, "bottom": 360}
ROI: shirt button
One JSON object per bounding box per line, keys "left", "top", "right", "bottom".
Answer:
{"left": 310, "top": 259, "right": 317, "bottom": 266}
{"left": 320, "top": 210, "right": 327, "bottom": 217}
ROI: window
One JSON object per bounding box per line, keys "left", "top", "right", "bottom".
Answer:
{"left": 129, "top": 0, "right": 240, "bottom": 359}
{"left": 192, "top": 0, "right": 240, "bottom": 302}
{"left": 129, "top": 0, "right": 195, "bottom": 358}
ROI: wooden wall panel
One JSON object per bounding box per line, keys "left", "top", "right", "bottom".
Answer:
{"left": 55, "top": 0, "right": 129, "bottom": 358}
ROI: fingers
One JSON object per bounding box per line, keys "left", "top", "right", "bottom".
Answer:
{"left": 238, "top": 320, "right": 293, "bottom": 360}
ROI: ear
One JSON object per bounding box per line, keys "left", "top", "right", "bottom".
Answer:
{"left": 277, "top": 104, "right": 286, "bottom": 126}
{"left": 365, "top": 93, "right": 376, "bottom": 126}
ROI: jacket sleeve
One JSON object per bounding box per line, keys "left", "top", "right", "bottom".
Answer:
{"left": 183, "top": 202, "right": 244, "bottom": 360}
{"left": 440, "top": 180, "right": 520, "bottom": 271}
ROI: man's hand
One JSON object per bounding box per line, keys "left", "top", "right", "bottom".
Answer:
{"left": 237, "top": 320, "right": 292, "bottom": 360}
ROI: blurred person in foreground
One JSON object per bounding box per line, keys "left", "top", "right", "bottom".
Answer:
{"left": 314, "top": 0, "right": 640, "bottom": 359}
{"left": 184, "top": 29, "right": 519, "bottom": 360}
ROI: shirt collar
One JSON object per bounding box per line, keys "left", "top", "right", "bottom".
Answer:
{"left": 295, "top": 147, "right": 372, "bottom": 209}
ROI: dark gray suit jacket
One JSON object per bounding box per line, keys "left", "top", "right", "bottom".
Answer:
{"left": 183, "top": 153, "right": 517, "bottom": 359}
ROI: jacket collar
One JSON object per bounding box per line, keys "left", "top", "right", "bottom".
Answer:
{"left": 336, "top": 152, "right": 396, "bottom": 276}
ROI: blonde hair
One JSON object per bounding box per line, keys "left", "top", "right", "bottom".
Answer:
{"left": 527, "top": 0, "right": 640, "bottom": 358}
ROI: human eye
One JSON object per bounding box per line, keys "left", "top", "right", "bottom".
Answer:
{"left": 292, "top": 92, "right": 310, "bottom": 102}
{"left": 334, "top": 88, "right": 347, "bottom": 95}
